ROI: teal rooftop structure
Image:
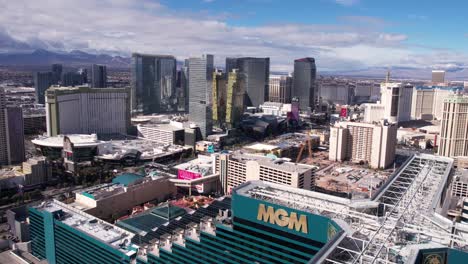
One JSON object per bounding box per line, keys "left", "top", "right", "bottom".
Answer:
{"left": 112, "top": 173, "right": 144, "bottom": 187}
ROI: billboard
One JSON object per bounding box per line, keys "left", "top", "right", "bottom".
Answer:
{"left": 177, "top": 170, "right": 202, "bottom": 180}
{"left": 177, "top": 170, "right": 204, "bottom": 193}
{"left": 340, "top": 108, "right": 347, "bottom": 117}
{"left": 231, "top": 193, "right": 342, "bottom": 244}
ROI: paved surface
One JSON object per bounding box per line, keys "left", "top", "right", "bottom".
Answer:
{"left": 0, "top": 250, "right": 28, "bottom": 264}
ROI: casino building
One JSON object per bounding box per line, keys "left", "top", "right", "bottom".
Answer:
{"left": 30, "top": 181, "right": 343, "bottom": 264}
{"left": 28, "top": 154, "right": 468, "bottom": 264}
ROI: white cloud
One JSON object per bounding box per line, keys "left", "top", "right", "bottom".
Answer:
{"left": 334, "top": 0, "right": 359, "bottom": 6}
{"left": 0, "top": 0, "right": 465, "bottom": 72}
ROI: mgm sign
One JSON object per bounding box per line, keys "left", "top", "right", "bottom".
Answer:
{"left": 257, "top": 204, "right": 308, "bottom": 234}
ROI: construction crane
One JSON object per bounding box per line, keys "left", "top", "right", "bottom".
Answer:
{"left": 296, "top": 133, "right": 313, "bottom": 163}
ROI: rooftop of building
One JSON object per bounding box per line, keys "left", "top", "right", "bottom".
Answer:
{"left": 136, "top": 123, "right": 184, "bottom": 132}
{"left": 75, "top": 172, "right": 173, "bottom": 202}
{"left": 32, "top": 134, "right": 102, "bottom": 148}
{"left": 118, "top": 197, "right": 231, "bottom": 246}
{"left": 227, "top": 151, "right": 315, "bottom": 174}
{"left": 33, "top": 200, "right": 136, "bottom": 255}
{"left": 415, "top": 85, "right": 463, "bottom": 91}
{"left": 173, "top": 155, "right": 213, "bottom": 176}
{"left": 116, "top": 204, "right": 187, "bottom": 236}
{"left": 112, "top": 173, "right": 145, "bottom": 187}
{"left": 96, "top": 139, "right": 190, "bottom": 161}
{"left": 444, "top": 94, "right": 468, "bottom": 104}
{"left": 46, "top": 85, "right": 129, "bottom": 94}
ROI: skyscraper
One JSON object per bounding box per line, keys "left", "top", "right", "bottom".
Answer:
{"left": 225, "top": 69, "right": 246, "bottom": 127}
{"left": 212, "top": 70, "right": 227, "bottom": 125}
{"left": 0, "top": 88, "right": 25, "bottom": 165}
{"left": 91, "top": 64, "right": 107, "bottom": 88}
{"left": 380, "top": 82, "right": 413, "bottom": 123}
{"left": 269, "top": 75, "right": 292, "bottom": 103}
{"left": 61, "top": 72, "right": 83, "bottom": 87}
{"left": 34, "top": 72, "right": 53, "bottom": 104}
{"left": 225, "top": 57, "right": 269, "bottom": 107}
{"left": 188, "top": 54, "right": 214, "bottom": 138}
{"left": 131, "top": 53, "right": 177, "bottom": 114}
{"left": 438, "top": 95, "right": 468, "bottom": 157}
{"left": 293, "top": 58, "right": 317, "bottom": 111}
{"left": 432, "top": 70, "right": 446, "bottom": 84}
{"left": 51, "top": 64, "right": 62, "bottom": 85}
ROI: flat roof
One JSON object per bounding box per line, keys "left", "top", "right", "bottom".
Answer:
{"left": 34, "top": 200, "right": 136, "bottom": 255}
{"left": 228, "top": 152, "right": 316, "bottom": 174}
{"left": 32, "top": 134, "right": 102, "bottom": 148}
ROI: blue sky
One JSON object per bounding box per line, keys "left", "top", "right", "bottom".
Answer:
{"left": 0, "top": 0, "right": 467, "bottom": 72}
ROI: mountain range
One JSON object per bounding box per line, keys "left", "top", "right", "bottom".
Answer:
{"left": 0, "top": 49, "right": 131, "bottom": 68}
{"left": 0, "top": 49, "right": 467, "bottom": 80}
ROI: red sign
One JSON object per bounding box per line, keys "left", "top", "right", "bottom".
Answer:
{"left": 340, "top": 108, "right": 348, "bottom": 117}
{"left": 177, "top": 170, "right": 202, "bottom": 180}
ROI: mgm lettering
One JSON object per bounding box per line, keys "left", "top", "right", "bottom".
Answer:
{"left": 257, "top": 204, "right": 308, "bottom": 234}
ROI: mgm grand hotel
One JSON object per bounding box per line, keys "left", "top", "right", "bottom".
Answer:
{"left": 29, "top": 154, "right": 468, "bottom": 264}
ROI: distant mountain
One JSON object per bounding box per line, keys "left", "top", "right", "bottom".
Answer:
{"left": 324, "top": 66, "right": 468, "bottom": 81}
{"left": 0, "top": 49, "right": 131, "bottom": 68}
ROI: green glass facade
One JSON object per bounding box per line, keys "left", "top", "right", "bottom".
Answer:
{"left": 29, "top": 207, "right": 134, "bottom": 264}
{"left": 136, "top": 192, "right": 342, "bottom": 264}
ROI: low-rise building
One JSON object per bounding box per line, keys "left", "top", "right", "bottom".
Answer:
{"left": 215, "top": 151, "right": 315, "bottom": 194}
{"left": 71, "top": 172, "right": 176, "bottom": 220}
{"left": 137, "top": 123, "right": 185, "bottom": 145}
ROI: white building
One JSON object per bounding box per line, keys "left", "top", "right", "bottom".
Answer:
{"left": 259, "top": 101, "right": 292, "bottom": 116}
{"left": 137, "top": 123, "right": 185, "bottom": 145}
{"left": 411, "top": 86, "right": 462, "bottom": 120}
{"left": 46, "top": 86, "right": 131, "bottom": 136}
{"left": 438, "top": 95, "right": 468, "bottom": 157}
{"left": 318, "top": 78, "right": 351, "bottom": 105}
{"left": 215, "top": 152, "right": 316, "bottom": 194}
{"left": 380, "top": 82, "right": 413, "bottom": 123}
{"left": 329, "top": 121, "right": 397, "bottom": 169}
{"left": 362, "top": 103, "right": 385, "bottom": 123}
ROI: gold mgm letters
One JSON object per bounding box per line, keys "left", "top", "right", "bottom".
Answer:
{"left": 257, "top": 204, "right": 308, "bottom": 234}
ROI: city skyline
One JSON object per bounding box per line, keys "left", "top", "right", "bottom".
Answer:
{"left": 1, "top": 0, "right": 468, "bottom": 73}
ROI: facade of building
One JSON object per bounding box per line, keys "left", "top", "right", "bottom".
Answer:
{"left": 212, "top": 70, "right": 227, "bottom": 125}
{"left": 0, "top": 89, "right": 25, "bottom": 165}
{"left": 34, "top": 72, "right": 53, "bottom": 104}
{"left": 131, "top": 53, "right": 177, "bottom": 113}
{"left": 411, "top": 85, "right": 462, "bottom": 120}
{"left": 22, "top": 157, "right": 51, "bottom": 187}
{"left": 226, "top": 57, "right": 270, "bottom": 107}
{"left": 51, "top": 64, "right": 62, "bottom": 85}
{"left": 72, "top": 173, "right": 176, "bottom": 220}
{"left": 269, "top": 75, "right": 292, "bottom": 103}
{"left": 329, "top": 121, "right": 397, "bottom": 169}
{"left": 438, "top": 95, "right": 468, "bottom": 157}
{"left": 293, "top": 58, "right": 317, "bottom": 111}
{"left": 362, "top": 103, "right": 385, "bottom": 123}
{"left": 188, "top": 55, "right": 214, "bottom": 138}
{"left": 5, "top": 107, "right": 25, "bottom": 164}
{"left": 318, "top": 78, "right": 351, "bottom": 105}
{"left": 225, "top": 69, "right": 246, "bottom": 127}
{"left": 91, "top": 64, "right": 107, "bottom": 88}
{"left": 61, "top": 72, "right": 84, "bottom": 87}
{"left": 369, "top": 82, "right": 414, "bottom": 123}
{"left": 30, "top": 200, "right": 138, "bottom": 264}
{"left": 30, "top": 181, "right": 343, "bottom": 264}
{"left": 137, "top": 123, "right": 185, "bottom": 145}
{"left": 215, "top": 152, "right": 315, "bottom": 194}
{"left": 432, "top": 70, "right": 446, "bottom": 84}
{"left": 45, "top": 86, "right": 131, "bottom": 136}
